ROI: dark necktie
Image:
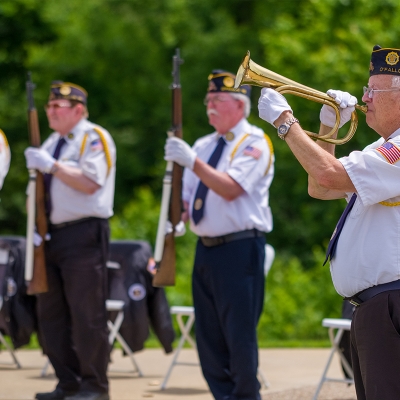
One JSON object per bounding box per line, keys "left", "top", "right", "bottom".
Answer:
{"left": 44, "top": 137, "right": 67, "bottom": 217}
{"left": 323, "top": 193, "right": 357, "bottom": 265}
{"left": 192, "top": 136, "right": 226, "bottom": 225}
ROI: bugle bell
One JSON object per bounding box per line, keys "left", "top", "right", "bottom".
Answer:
{"left": 234, "top": 51, "right": 367, "bottom": 144}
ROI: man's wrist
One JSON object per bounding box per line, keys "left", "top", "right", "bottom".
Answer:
{"left": 274, "top": 111, "right": 293, "bottom": 128}
{"left": 50, "top": 161, "right": 59, "bottom": 174}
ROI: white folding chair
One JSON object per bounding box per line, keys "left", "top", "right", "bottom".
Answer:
{"left": 160, "top": 306, "right": 269, "bottom": 390}
{"left": 312, "top": 318, "right": 353, "bottom": 400}
{"left": 106, "top": 299, "right": 143, "bottom": 376}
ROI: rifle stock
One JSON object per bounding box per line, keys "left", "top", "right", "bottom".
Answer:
{"left": 153, "top": 49, "right": 184, "bottom": 287}
{"left": 25, "top": 72, "right": 48, "bottom": 295}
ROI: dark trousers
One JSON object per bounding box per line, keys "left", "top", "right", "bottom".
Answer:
{"left": 192, "top": 236, "right": 265, "bottom": 400}
{"left": 37, "top": 218, "right": 110, "bottom": 394}
{"left": 351, "top": 290, "right": 400, "bottom": 400}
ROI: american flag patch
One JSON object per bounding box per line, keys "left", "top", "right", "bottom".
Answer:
{"left": 243, "top": 146, "right": 262, "bottom": 159}
{"left": 90, "top": 139, "right": 103, "bottom": 152}
{"left": 376, "top": 141, "right": 400, "bottom": 164}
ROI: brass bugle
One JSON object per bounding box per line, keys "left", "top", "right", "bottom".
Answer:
{"left": 234, "top": 51, "right": 367, "bottom": 144}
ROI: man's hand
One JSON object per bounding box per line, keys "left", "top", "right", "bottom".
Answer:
{"left": 258, "top": 88, "right": 293, "bottom": 126}
{"left": 165, "top": 220, "right": 186, "bottom": 237}
{"left": 24, "top": 147, "right": 55, "bottom": 173}
{"left": 165, "top": 137, "right": 196, "bottom": 170}
{"left": 320, "top": 89, "right": 358, "bottom": 128}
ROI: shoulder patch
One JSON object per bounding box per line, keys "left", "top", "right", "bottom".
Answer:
{"left": 90, "top": 138, "right": 104, "bottom": 152}
{"left": 376, "top": 141, "right": 400, "bottom": 164}
{"left": 243, "top": 145, "right": 262, "bottom": 159}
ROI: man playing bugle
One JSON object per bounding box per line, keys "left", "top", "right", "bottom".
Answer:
{"left": 258, "top": 45, "right": 400, "bottom": 400}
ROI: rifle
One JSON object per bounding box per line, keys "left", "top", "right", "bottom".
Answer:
{"left": 153, "top": 49, "right": 184, "bottom": 287}
{"left": 25, "top": 72, "right": 48, "bottom": 295}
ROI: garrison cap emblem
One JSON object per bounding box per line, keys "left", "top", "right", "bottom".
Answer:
{"left": 386, "top": 51, "right": 399, "bottom": 66}
{"left": 223, "top": 76, "right": 235, "bottom": 88}
{"left": 60, "top": 85, "right": 72, "bottom": 95}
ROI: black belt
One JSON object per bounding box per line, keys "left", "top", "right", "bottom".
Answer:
{"left": 199, "top": 229, "right": 265, "bottom": 247}
{"left": 49, "top": 217, "right": 100, "bottom": 231}
{"left": 345, "top": 279, "right": 400, "bottom": 307}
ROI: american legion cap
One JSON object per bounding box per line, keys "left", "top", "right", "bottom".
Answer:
{"left": 207, "top": 69, "right": 251, "bottom": 97}
{"left": 49, "top": 81, "right": 88, "bottom": 105}
{"left": 370, "top": 45, "right": 400, "bottom": 77}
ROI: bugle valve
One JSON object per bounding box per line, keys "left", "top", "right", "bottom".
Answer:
{"left": 234, "top": 51, "right": 367, "bottom": 145}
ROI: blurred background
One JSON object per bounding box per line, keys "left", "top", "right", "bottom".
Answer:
{"left": 1, "top": 0, "right": 399, "bottom": 345}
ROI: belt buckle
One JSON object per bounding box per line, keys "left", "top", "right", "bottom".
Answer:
{"left": 349, "top": 297, "right": 361, "bottom": 307}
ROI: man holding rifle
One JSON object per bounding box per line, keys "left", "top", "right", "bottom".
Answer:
{"left": 0, "top": 129, "right": 10, "bottom": 189}
{"left": 258, "top": 45, "right": 400, "bottom": 400}
{"left": 165, "top": 70, "right": 274, "bottom": 400}
{"left": 24, "top": 81, "right": 116, "bottom": 400}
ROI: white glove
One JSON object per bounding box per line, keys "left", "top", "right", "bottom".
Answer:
{"left": 258, "top": 88, "right": 293, "bottom": 126}
{"left": 165, "top": 220, "right": 186, "bottom": 237}
{"left": 24, "top": 147, "right": 55, "bottom": 173}
{"left": 164, "top": 137, "right": 196, "bottom": 170}
{"left": 320, "top": 89, "right": 357, "bottom": 128}
{"left": 33, "top": 232, "right": 50, "bottom": 247}
{"left": 33, "top": 232, "right": 43, "bottom": 247}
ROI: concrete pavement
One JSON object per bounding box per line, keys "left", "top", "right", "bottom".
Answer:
{"left": 0, "top": 347, "right": 357, "bottom": 400}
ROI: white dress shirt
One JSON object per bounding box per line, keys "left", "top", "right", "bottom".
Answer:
{"left": 183, "top": 118, "right": 274, "bottom": 237}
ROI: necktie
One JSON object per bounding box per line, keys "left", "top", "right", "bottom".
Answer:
{"left": 323, "top": 193, "right": 357, "bottom": 265}
{"left": 44, "top": 137, "right": 67, "bottom": 217}
{"left": 192, "top": 137, "right": 226, "bottom": 225}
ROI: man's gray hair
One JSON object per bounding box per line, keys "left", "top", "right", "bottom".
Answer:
{"left": 392, "top": 76, "right": 400, "bottom": 87}
{"left": 229, "top": 92, "right": 251, "bottom": 118}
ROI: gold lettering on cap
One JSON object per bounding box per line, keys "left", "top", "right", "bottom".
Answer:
{"left": 386, "top": 51, "right": 399, "bottom": 66}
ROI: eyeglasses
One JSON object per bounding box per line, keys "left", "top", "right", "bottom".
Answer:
{"left": 44, "top": 101, "right": 72, "bottom": 111}
{"left": 363, "top": 86, "right": 400, "bottom": 99}
{"left": 203, "top": 95, "right": 236, "bottom": 106}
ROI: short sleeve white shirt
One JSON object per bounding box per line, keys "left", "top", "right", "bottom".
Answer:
{"left": 42, "top": 118, "right": 116, "bottom": 224}
{"left": 331, "top": 129, "right": 400, "bottom": 297}
{"left": 0, "top": 130, "right": 10, "bottom": 190}
{"left": 182, "top": 118, "right": 274, "bottom": 237}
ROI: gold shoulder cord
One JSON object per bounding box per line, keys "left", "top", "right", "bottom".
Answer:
{"left": 379, "top": 200, "right": 400, "bottom": 207}
{"left": 229, "top": 132, "right": 274, "bottom": 175}
{"left": 80, "top": 133, "right": 89, "bottom": 157}
{"left": 264, "top": 133, "right": 274, "bottom": 175}
{"left": 229, "top": 133, "right": 249, "bottom": 162}
{"left": 80, "top": 128, "right": 112, "bottom": 176}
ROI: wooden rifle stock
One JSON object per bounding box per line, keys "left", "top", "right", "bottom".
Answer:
{"left": 153, "top": 49, "right": 184, "bottom": 287}
{"left": 25, "top": 72, "right": 48, "bottom": 295}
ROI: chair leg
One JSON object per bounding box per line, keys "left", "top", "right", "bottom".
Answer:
{"left": 0, "top": 332, "right": 21, "bottom": 369}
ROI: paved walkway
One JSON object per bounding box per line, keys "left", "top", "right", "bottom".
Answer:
{"left": 0, "top": 348, "right": 356, "bottom": 400}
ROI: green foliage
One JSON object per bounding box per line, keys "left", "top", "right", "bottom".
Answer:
{"left": 258, "top": 246, "right": 342, "bottom": 342}
{"left": 1, "top": 0, "right": 398, "bottom": 343}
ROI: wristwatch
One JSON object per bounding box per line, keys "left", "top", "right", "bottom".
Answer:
{"left": 277, "top": 117, "right": 299, "bottom": 140}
